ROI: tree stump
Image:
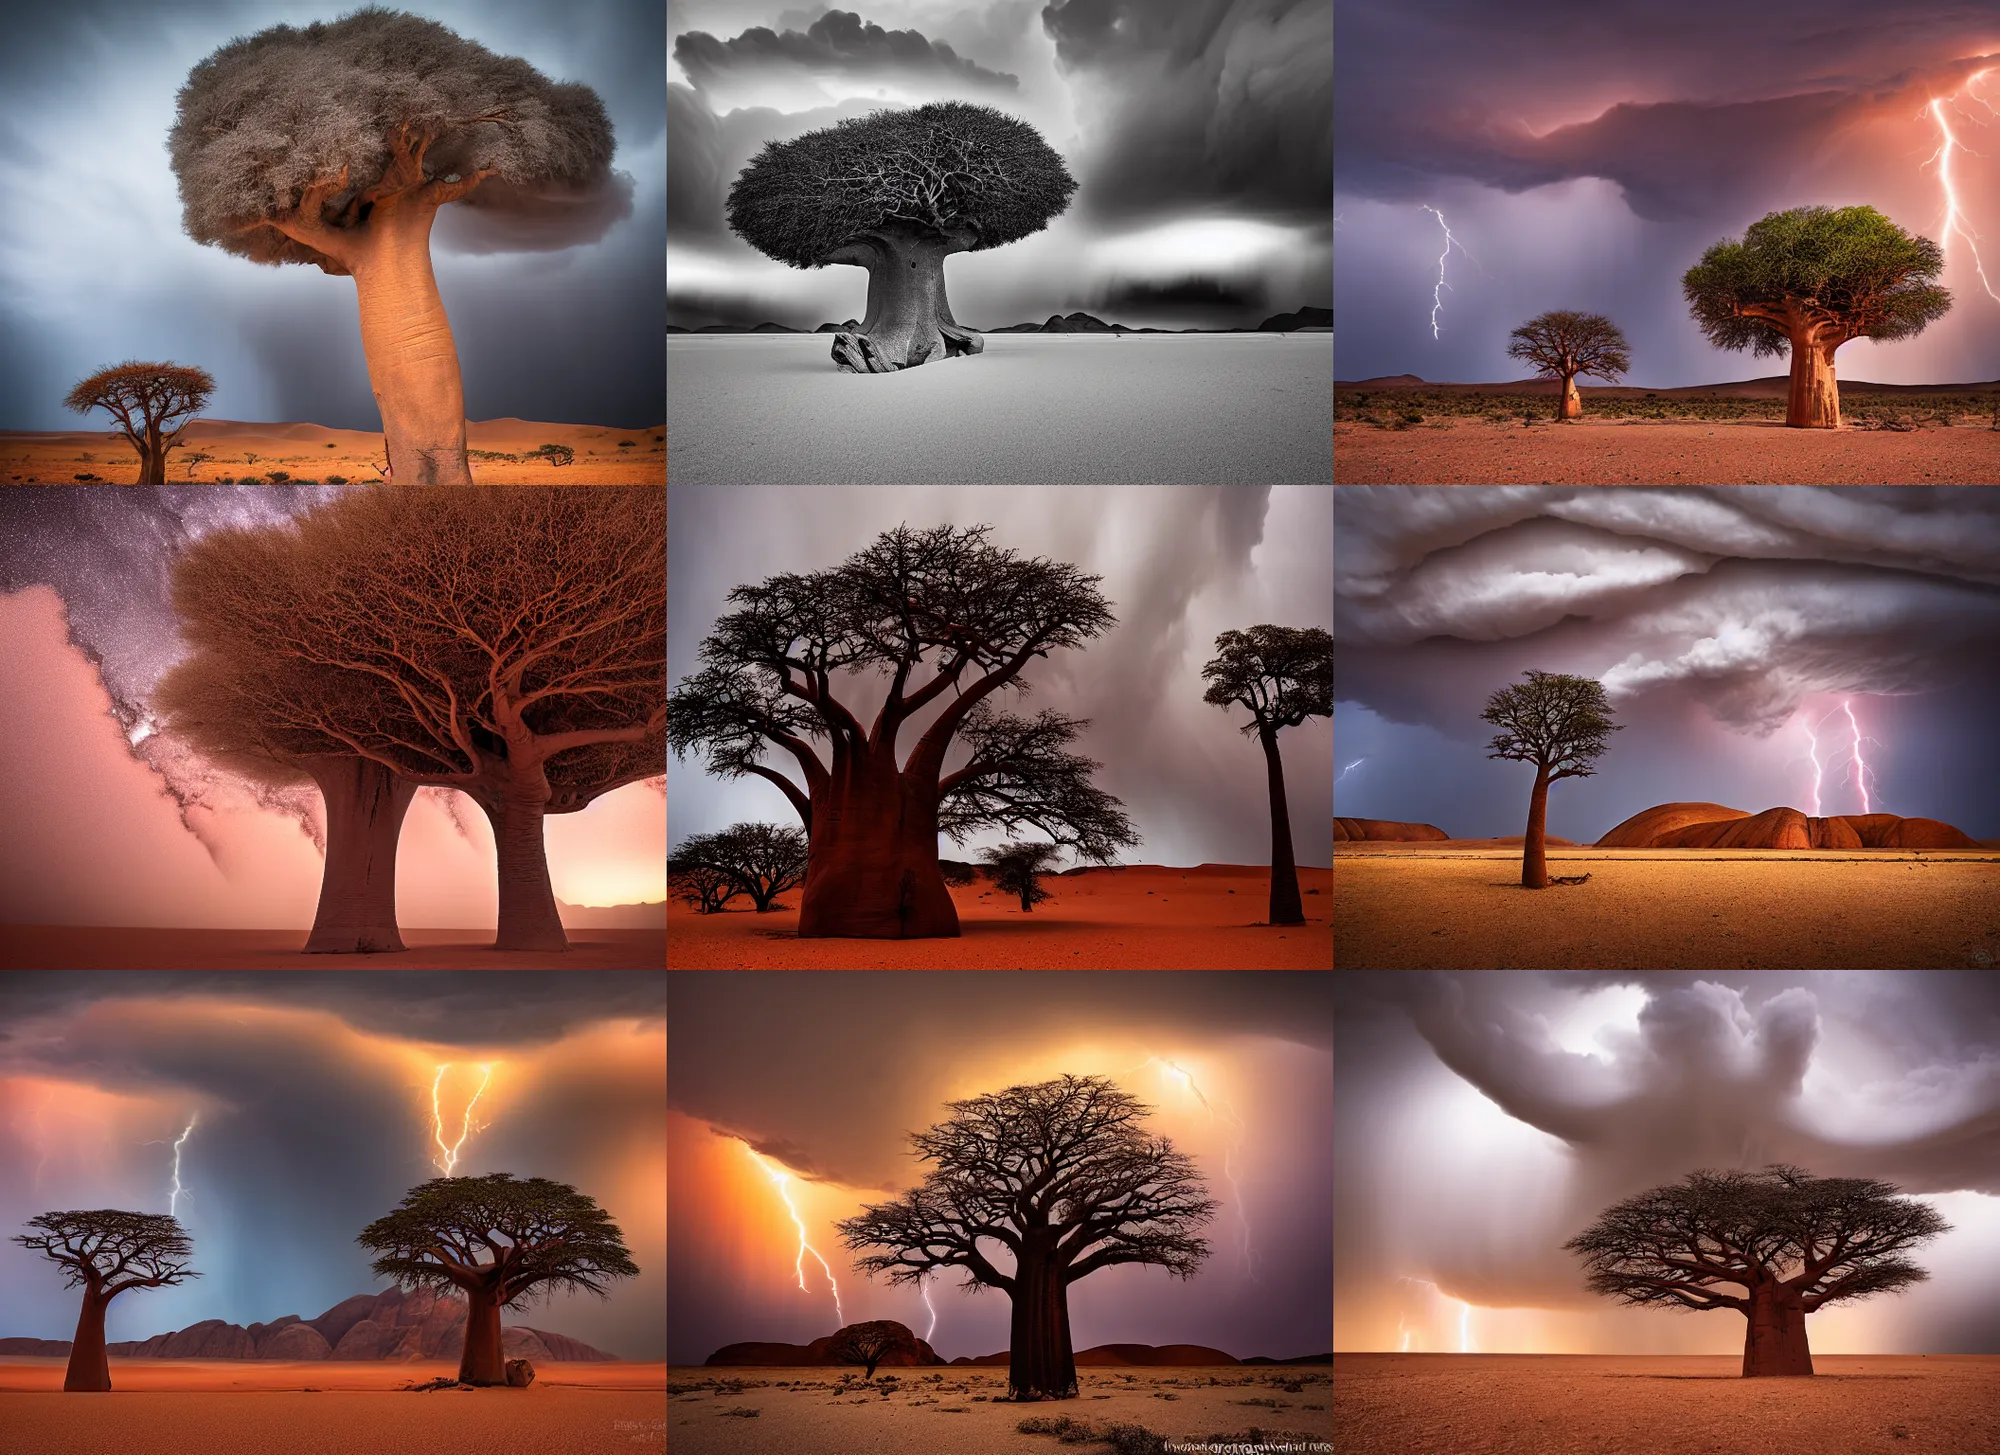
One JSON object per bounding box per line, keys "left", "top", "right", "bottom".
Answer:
{"left": 504, "top": 1358, "right": 536, "bottom": 1387}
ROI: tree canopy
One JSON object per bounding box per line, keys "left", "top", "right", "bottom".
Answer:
{"left": 826, "top": 1320, "right": 909, "bottom": 1378}
{"left": 1481, "top": 670, "right": 1621, "bottom": 779}
{"left": 727, "top": 102, "right": 1077, "bottom": 267}
{"left": 669, "top": 822, "right": 808, "bottom": 912}
{"left": 1682, "top": 206, "right": 1951, "bottom": 357}
{"left": 979, "top": 840, "right": 1060, "bottom": 912}
{"left": 63, "top": 362, "right": 215, "bottom": 483}
{"left": 1201, "top": 625, "right": 1333, "bottom": 737}
{"left": 1505, "top": 311, "right": 1630, "bottom": 382}
{"left": 13, "top": 1211, "right": 199, "bottom": 1294}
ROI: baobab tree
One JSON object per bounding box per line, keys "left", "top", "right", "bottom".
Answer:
{"left": 1566, "top": 1166, "right": 1949, "bottom": 1377}
{"left": 169, "top": 10, "right": 628, "bottom": 482}
{"left": 728, "top": 102, "right": 1078, "bottom": 372}
{"left": 12, "top": 1211, "right": 198, "bottom": 1392}
{"left": 838, "top": 1075, "right": 1213, "bottom": 1400}
{"left": 668, "top": 822, "right": 808, "bottom": 912}
{"left": 1683, "top": 206, "right": 1951, "bottom": 428}
{"left": 166, "top": 487, "right": 664, "bottom": 953}
{"left": 63, "top": 362, "right": 214, "bottom": 484}
{"left": 1202, "top": 625, "right": 1333, "bottom": 925}
{"left": 668, "top": 524, "right": 1137, "bottom": 938}
{"left": 1481, "top": 669, "right": 1621, "bottom": 890}
{"left": 980, "top": 840, "right": 1059, "bottom": 912}
{"left": 1505, "top": 311, "right": 1630, "bottom": 420}
{"left": 357, "top": 1174, "right": 637, "bottom": 1387}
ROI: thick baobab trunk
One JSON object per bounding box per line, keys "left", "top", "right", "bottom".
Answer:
{"left": 347, "top": 203, "right": 473, "bottom": 483}
{"left": 63, "top": 1287, "right": 112, "bottom": 1393}
{"left": 1007, "top": 1244, "right": 1078, "bottom": 1400}
{"left": 1741, "top": 1288, "right": 1814, "bottom": 1376}
{"left": 797, "top": 750, "right": 958, "bottom": 938}
{"left": 1784, "top": 333, "right": 1842, "bottom": 429}
{"left": 458, "top": 1285, "right": 508, "bottom": 1386}
{"left": 481, "top": 773, "right": 569, "bottom": 954}
{"left": 1260, "top": 723, "right": 1306, "bottom": 925}
{"left": 1558, "top": 373, "right": 1583, "bottom": 420}
{"left": 1520, "top": 766, "right": 1552, "bottom": 889}
{"left": 825, "top": 225, "right": 983, "bottom": 373}
{"left": 302, "top": 757, "right": 419, "bottom": 954}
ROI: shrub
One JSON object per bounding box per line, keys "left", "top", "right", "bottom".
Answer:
{"left": 238, "top": 475, "right": 265, "bottom": 484}
{"left": 267, "top": 470, "right": 291, "bottom": 482}
{"left": 528, "top": 443, "right": 575, "bottom": 467}
{"left": 616, "top": 439, "right": 635, "bottom": 447}
{"left": 73, "top": 472, "right": 103, "bottom": 482}
{"left": 325, "top": 475, "right": 349, "bottom": 484}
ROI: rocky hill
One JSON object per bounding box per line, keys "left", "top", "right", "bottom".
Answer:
{"left": 706, "top": 1320, "right": 942, "bottom": 1367}
{"left": 1596, "top": 803, "right": 1979, "bottom": 850}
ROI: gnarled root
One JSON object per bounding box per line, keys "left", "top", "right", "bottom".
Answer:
{"left": 940, "top": 322, "right": 984, "bottom": 358}
{"left": 832, "top": 331, "right": 904, "bottom": 373}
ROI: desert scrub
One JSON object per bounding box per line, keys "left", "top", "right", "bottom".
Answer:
{"left": 719, "top": 1406, "right": 760, "bottom": 1417}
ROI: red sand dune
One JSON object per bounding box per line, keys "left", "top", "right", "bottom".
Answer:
{"left": 1597, "top": 803, "right": 1979, "bottom": 849}
{"left": 1336, "top": 817, "right": 1449, "bottom": 841}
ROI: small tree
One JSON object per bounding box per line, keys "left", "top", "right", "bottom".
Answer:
{"left": 827, "top": 1320, "right": 908, "bottom": 1378}
{"left": 170, "top": 11, "right": 625, "bottom": 482}
{"left": 729, "top": 102, "right": 1078, "bottom": 372}
{"left": 12, "top": 1211, "right": 199, "bottom": 1392}
{"left": 530, "top": 443, "right": 576, "bottom": 467}
{"left": 181, "top": 452, "right": 215, "bottom": 481}
{"left": 980, "top": 841, "right": 1059, "bottom": 912}
{"left": 1201, "top": 626, "right": 1333, "bottom": 924}
{"left": 1683, "top": 206, "right": 1951, "bottom": 429}
{"left": 670, "top": 822, "right": 808, "bottom": 912}
{"left": 668, "top": 859, "right": 746, "bottom": 915}
{"left": 356, "top": 1174, "right": 638, "bottom": 1387}
{"left": 1480, "top": 670, "right": 1620, "bottom": 889}
{"left": 63, "top": 362, "right": 214, "bottom": 485}
{"left": 1566, "top": 1166, "right": 1949, "bottom": 1377}
{"left": 1505, "top": 312, "right": 1630, "bottom": 420}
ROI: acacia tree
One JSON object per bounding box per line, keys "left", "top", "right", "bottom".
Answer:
{"left": 12, "top": 1211, "right": 198, "bottom": 1392}
{"left": 728, "top": 102, "right": 1078, "bottom": 372}
{"left": 1481, "top": 670, "right": 1621, "bottom": 890}
{"left": 169, "top": 10, "right": 626, "bottom": 482}
{"left": 669, "top": 524, "right": 1137, "bottom": 939}
{"left": 357, "top": 1174, "right": 638, "bottom": 1386}
{"left": 838, "top": 1075, "right": 1214, "bottom": 1401}
{"left": 63, "top": 362, "right": 214, "bottom": 485}
{"left": 1566, "top": 1166, "right": 1949, "bottom": 1377}
{"left": 669, "top": 822, "right": 808, "bottom": 912}
{"left": 1505, "top": 312, "right": 1630, "bottom": 420}
{"left": 167, "top": 487, "right": 664, "bottom": 953}
{"left": 667, "top": 860, "right": 746, "bottom": 915}
{"left": 980, "top": 840, "right": 1059, "bottom": 912}
{"left": 827, "top": 1320, "right": 909, "bottom": 1378}
{"left": 1202, "top": 626, "right": 1333, "bottom": 925}
{"left": 1683, "top": 206, "right": 1951, "bottom": 429}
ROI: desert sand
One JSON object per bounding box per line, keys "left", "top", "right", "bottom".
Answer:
{"left": 668, "top": 864, "right": 1331, "bottom": 969}
{"left": 0, "top": 926, "right": 666, "bottom": 969}
{"left": 1333, "top": 417, "right": 2000, "bottom": 483}
{"left": 1333, "top": 1354, "right": 1997, "bottom": 1455}
{"left": 0, "top": 1357, "right": 667, "bottom": 1455}
{"left": 666, "top": 335, "right": 1333, "bottom": 484}
{"left": 667, "top": 1365, "right": 1332, "bottom": 1455}
{"left": 0, "top": 419, "right": 665, "bottom": 485}
{"left": 1333, "top": 846, "right": 2000, "bottom": 969}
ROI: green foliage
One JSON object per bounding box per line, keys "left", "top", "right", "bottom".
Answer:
{"left": 1506, "top": 310, "right": 1630, "bottom": 382}
{"left": 1480, "top": 669, "right": 1622, "bottom": 779}
{"left": 528, "top": 443, "right": 575, "bottom": 467}
{"left": 1683, "top": 205, "right": 1951, "bottom": 356}
{"left": 13, "top": 1210, "right": 199, "bottom": 1293}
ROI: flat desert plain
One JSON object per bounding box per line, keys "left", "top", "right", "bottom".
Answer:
{"left": 1333, "top": 417, "right": 2000, "bottom": 483}
{"left": 0, "top": 926, "right": 667, "bottom": 969}
{"left": 0, "top": 419, "right": 665, "bottom": 484}
{"left": 1334, "top": 1354, "right": 1998, "bottom": 1455}
{"left": 666, "top": 335, "right": 1332, "bottom": 484}
{"left": 0, "top": 1357, "right": 668, "bottom": 1455}
{"left": 668, "top": 1366, "right": 1332, "bottom": 1455}
{"left": 668, "top": 864, "right": 1331, "bottom": 969}
{"left": 1334, "top": 845, "right": 2000, "bottom": 969}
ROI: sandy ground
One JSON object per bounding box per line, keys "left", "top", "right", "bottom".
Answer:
{"left": 1332, "top": 1354, "right": 1998, "bottom": 1455}
{"left": 0, "top": 419, "right": 665, "bottom": 484}
{"left": 0, "top": 926, "right": 666, "bottom": 969}
{"left": 1334, "top": 417, "right": 2000, "bottom": 483}
{"left": 667, "top": 1366, "right": 1332, "bottom": 1455}
{"left": 668, "top": 865, "right": 1332, "bottom": 969}
{"left": 667, "top": 336, "right": 1333, "bottom": 484}
{"left": 0, "top": 1358, "right": 667, "bottom": 1455}
{"left": 1333, "top": 847, "right": 2000, "bottom": 969}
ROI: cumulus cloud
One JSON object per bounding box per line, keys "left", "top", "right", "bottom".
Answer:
{"left": 673, "top": 9, "right": 1019, "bottom": 112}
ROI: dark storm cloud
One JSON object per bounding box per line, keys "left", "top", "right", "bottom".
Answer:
{"left": 1099, "top": 275, "right": 1268, "bottom": 311}
{"left": 668, "top": 83, "right": 727, "bottom": 236}
{"left": 674, "top": 9, "right": 1020, "bottom": 95}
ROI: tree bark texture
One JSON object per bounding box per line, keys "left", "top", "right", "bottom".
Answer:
{"left": 457, "top": 1285, "right": 508, "bottom": 1386}
{"left": 796, "top": 744, "right": 958, "bottom": 938}
{"left": 1784, "top": 331, "right": 1842, "bottom": 429}
{"left": 347, "top": 205, "right": 473, "bottom": 482}
{"left": 825, "top": 225, "right": 984, "bottom": 373}
{"left": 1741, "top": 1288, "right": 1814, "bottom": 1376}
{"left": 63, "top": 1287, "right": 111, "bottom": 1392}
{"left": 1558, "top": 373, "right": 1583, "bottom": 419}
{"left": 302, "top": 757, "right": 419, "bottom": 954}
{"left": 1008, "top": 1243, "right": 1078, "bottom": 1400}
{"left": 481, "top": 771, "right": 569, "bottom": 953}
{"left": 1260, "top": 723, "right": 1306, "bottom": 924}
{"left": 1521, "top": 766, "right": 1551, "bottom": 889}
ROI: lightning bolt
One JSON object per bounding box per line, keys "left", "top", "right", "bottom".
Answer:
{"left": 168, "top": 1114, "right": 197, "bottom": 1217}
{"left": 1125, "top": 1057, "right": 1256, "bottom": 1278}
{"left": 1335, "top": 758, "right": 1365, "bottom": 785}
{"left": 429, "top": 1063, "right": 493, "bottom": 1176}
{"left": 1801, "top": 715, "right": 1825, "bottom": 816}
{"left": 1420, "top": 206, "right": 1476, "bottom": 339}
{"left": 1842, "top": 698, "right": 1875, "bottom": 814}
{"left": 744, "top": 1144, "right": 845, "bottom": 1328}
{"left": 920, "top": 1272, "right": 939, "bottom": 1343}
{"left": 1397, "top": 1315, "right": 1412, "bottom": 1352}
{"left": 1925, "top": 72, "right": 2000, "bottom": 306}
{"left": 1400, "top": 1277, "right": 1475, "bottom": 1353}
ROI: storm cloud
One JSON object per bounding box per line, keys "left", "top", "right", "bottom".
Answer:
{"left": 673, "top": 9, "right": 1020, "bottom": 110}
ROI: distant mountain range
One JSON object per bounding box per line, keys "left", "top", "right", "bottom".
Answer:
{"left": 557, "top": 898, "right": 666, "bottom": 929}
{"left": 669, "top": 307, "right": 1331, "bottom": 336}
{"left": 1338, "top": 372, "right": 2000, "bottom": 398}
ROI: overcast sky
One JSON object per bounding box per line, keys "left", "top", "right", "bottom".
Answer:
{"left": 1335, "top": 2, "right": 2000, "bottom": 386}
{"left": 669, "top": 970, "right": 1332, "bottom": 1364}
{"left": 1336, "top": 972, "right": 2000, "bottom": 1355}
{"left": 668, "top": 486, "right": 1333, "bottom": 869}
{"left": 668, "top": 0, "right": 1331, "bottom": 329}
{"left": 0, "top": 0, "right": 663, "bottom": 432}
{"left": 1334, "top": 487, "right": 2000, "bottom": 841}
{"left": 0, "top": 487, "right": 665, "bottom": 928}
{"left": 0, "top": 973, "right": 666, "bottom": 1359}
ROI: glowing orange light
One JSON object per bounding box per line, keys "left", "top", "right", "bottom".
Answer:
{"left": 743, "top": 1144, "right": 845, "bottom": 1327}
{"left": 429, "top": 1063, "right": 493, "bottom": 1175}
